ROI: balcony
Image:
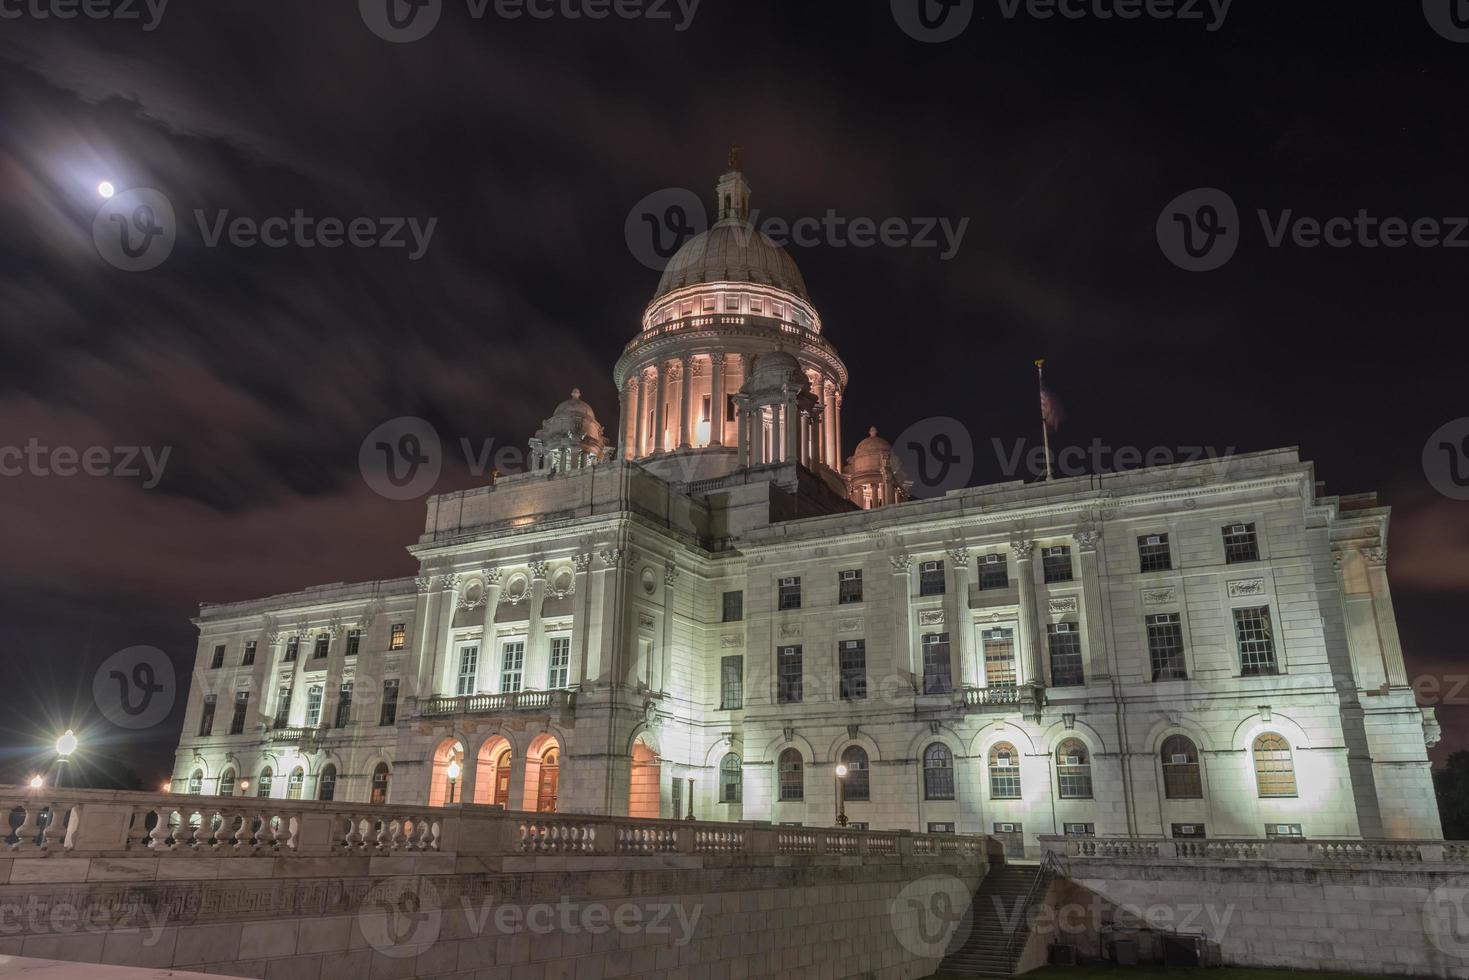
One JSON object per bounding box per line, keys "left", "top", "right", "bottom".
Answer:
{"left": 962, "top": 686, "right": 1027, "bottom": 708}
{"left": 419, "top": 689, "right": 575, "bottom": 719}
{"left": 267, "top": 726, "right": 327, "bottom": 748}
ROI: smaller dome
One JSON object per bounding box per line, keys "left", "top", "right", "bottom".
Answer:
{"left": 552, "top": 388, "right": 596, "bottom": 420}
{"left": 853, "top": 426, "right": 891, "bottom": 461}
{"left": 753, "top": 351, "right": 801, "bottom": 381}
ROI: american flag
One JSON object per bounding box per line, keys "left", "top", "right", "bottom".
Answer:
{"left": 1040, "top": 387, "right": 1064, "bottom": 431}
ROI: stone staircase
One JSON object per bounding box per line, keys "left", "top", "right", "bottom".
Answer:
{"left": 937, "top": 862, "right": 1050, "bottom": 976}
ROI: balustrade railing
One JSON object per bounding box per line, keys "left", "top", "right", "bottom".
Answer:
{"left": 1044, "top": 835, "right": 1463, "bottom": 866}
{"left": 419, "top": 689, "right": 572, "bottom": 718}
{"left": 0, "top": 786, "right": 994, "bottom": 863}
{"left": 962, "top": 686, "right": 1025, "bottom": 707}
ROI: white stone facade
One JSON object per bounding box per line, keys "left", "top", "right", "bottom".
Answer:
{"left": 173, "top": 166, "right": 1441, "bottom": 854}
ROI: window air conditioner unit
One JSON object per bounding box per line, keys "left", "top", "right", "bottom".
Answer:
{"left": 996, "top": 757, "right": 1013, "bottom": 768}
{"left": 1146, "top": 535, "right": 1162, "bottom": 545}
{"left": 1055, "top": 623, "right": 1075, "bottom": 633}
{"left": 840, "top": 570, "right": 858, "bottom": 580}
{"left": 1171, "top": 754, "right": 1191, "bottom": 765}
{"left": 1231, "top": 524, "right": 1249, "bottom": 534}
{"left": 984, "top": 554, "right": 1001, "bottom": 564}
{"left": 922, "top": 561, "right": 940, "bottom": 572}
{"left": 1178, "top": 825, "right": 1197, "bottom": 835}
{"left": 779, "top": 577, "right": 797, "bottom": 586}
{"left": 997, "top": 823, "right": 1016, "bottom": 833}
{"left": 1065, "top": 755, "right": 1082, "bottom": 766}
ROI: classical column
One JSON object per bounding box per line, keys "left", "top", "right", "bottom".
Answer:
{"left": 480, "top": 565, "right": 503, "bottom": 659}
{"left": 679, "top": 355, "right": 694, "bottom": 449}
{"left": 768, "top": 403, "right": 780, "bottom": 465}
{"left": 524, "top": 561, "right": 550, "bottom": 690}
{"left": 734, "top": 395, "right": 749, "bottom": 467}
{"left": 1364, "top": 545, "right": 1409, "bottom": 687}
{"left": 947, "top": 549, "right": 973, "bottom": 687}
{"left": 412, "top": 573, "right": 437, "bottom": 699}
{"left": 891, "top": 554, "right": 915, "bottom": 682}
{"left": 822, "top": 382, "right": 838, "bottom": 469}
{"left": 619, "top": 379, "right": 632, "bottom": 459}
{"left": 658, "top": 565, "right": 677, "bottom": 693}
{"left": 784, "top": 396, "right": 800, "bottom": 464}
{"left": 813, "top": 406, "right": 825, "bottom": 468}
{"left": 431, "top": 573, "right": 460, "bottom": 696}
{"left": 709, "top": 352, "right": 725, "bottom": 446}
{"left": 571, "top": 553, "right": 594, "bottom": 686}
{"left": 247, "top": 621, "right": 278, "bottom": 733}
{"left": 833, "top": 391, "right": 844, "bottom": 471}
{"left": 1012, "top": 540, "right": 1045, "bottom": 688}
{"left": 1074, "top": 529, "right": 1107, "bottom": 683}
{"left": 633, "top": 370, "right": 648, "bottom": 458}
{"left": 654, "top": 361, "right": 668, "bottom": 453}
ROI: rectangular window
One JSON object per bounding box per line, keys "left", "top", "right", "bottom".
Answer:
{"left": 273, "top": 687, "right": 292, "bottom": 729}
{"left": 548, "top": 636, "right": 570, "bottom": 689}
{"left": 839, "top": 639, "right": 867, "bottom": 700}
{"left": 701, "top": 394, "right": 711, "bottom": 423}
{"left": 978, "top": 554, "right": 1009, "bottom": 590}
{"left": 1138, "top": 533, "right": 1172, "bottom": 572}
{"left": 722, "top": 590, "right": 743, "bottom": 622}
{"left": 983, "top": 627, "right": 1017, "bottom": 687}
{"left": 210, "top": 644, "right": 225, "bottom": 670}
{"left": 919, "top": 560, "right": 945, "bottom": 597}
{"left": 284, "top": 637, "right": 299, "bottom": 663}
{"left": 389, "top": 624, "right": 406, "bottom": 651}
{"left": 990, "top": 757, "right": 1021, "bottom": 800}
{"left": 777, "top": 576, "right": 801, "bottom": 611}
{"left": 777, "top": 645, "right": 802, "bottom": 704}
{"left": 1047, "top": 623, "right": 1084, "bottom": 687}
{"left": 198, "top": 695, "right": 217, "bottom": 736}
{"left": 312, "top": 634, "right": 329, "bottom": 659}
{"left": 1063, "top": 823, "right": 1096, "bottom": 837}
{"left": 379, "top": 679, "right": 399, "bottom": 726}
{"left": 1234, "top": 605, "right": 1278, "bottom": 675}
{"left": 456, "top": 644, "right": 479, "bottom": 696}
{"left": 670, "top": 777, "right": 683, "bottom": 821}
{"left": 500, "top": 641, "right": 525, "bottom": 693}
{"left": 927, "top": 822, "right": 956, "bottom": 834}
{"left": 1146, "top": 612, "right": 1187, "bottom": 681}
{"left": 335, "top": 681, "right": 353, "bottom": 728}
{"left": 720, "top": 655, "right": 744, "bottom": 710}
{"left": 1171, "top": 823, "right": 1206, "bottom": 839}
{"left": 305, "top": 686, "right": 323, "bottom": 727}
{"left": 1265, "top": 823, "right": 1304, "bottom": 839}
{"left": 1042, "top": 545, "right": 1074, "bottom": 584}
{"left": 229, "top": 692, "right": 248, "bottom": 735}
{"left": 838, "top": 569, "right": 863, "bottom": 605}
{"left": 1223, "top": 522, "right": 1260, "bottom": 563}
{"left": 241, "top": 640, "right": 256, "bottom": 666}
{"left": 346, "top": 629, "right": 361, "bottom": 657}
{"left": 725, "top": 392, "right": 737, "bottom": 422}
{"left": 922, "top": 633, "right": 953, "bottom": 694}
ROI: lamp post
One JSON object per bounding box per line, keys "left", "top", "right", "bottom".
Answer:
{"left": 55, "top": 730, "right": 78, "bottom": 789}
{"left": 446, "top": 759, "right": 462, "bottom": 804}
{"left": 834, "top": 763, "right": 849, "bottom": 827}
{"left": 685, "top": 777, "right": 695, "bottom": 821}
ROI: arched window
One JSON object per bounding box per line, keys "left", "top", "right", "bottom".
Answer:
{"left": 923, "top": 743, "right": 955, "bottom": 800}
{"left": 778, "top": 748, "right": 804, "bottom": 801}
{"left": 841, "top": 746, "right": 869, "bottom": 802}
{"left": 1161, "top": 735, "right": 1202, "bottom": 799}
{"left": 318, "top": 764, "right": 337, "bottom": 802}
{"left": 989, "top": 742, "right": 1020, "bottom": 799}
{"left": 287, "top": 767, "right": 305, "bottom": 800}
{"left": 187, "top": 770, "right": 203, "bottom": 795}
{"left": 1253, "top": 733, "right": 1297, "bottom": 798}
{"left": 218, "top": 768, "right": 236, "bottom": 797}
{"left": 537, "top": 747, "right": 560, "bottom": 813}
{"left": 1056, "top": 739, "right": 1092, "bottom": 799}
{"left": 257, "top": 767, "right": 274, "bottom": 798}
{"left": 370, "top": 762, "right": 390, "bottom": 804}
{"left": 720, "top": 753, "right": 742, "bottom": 804}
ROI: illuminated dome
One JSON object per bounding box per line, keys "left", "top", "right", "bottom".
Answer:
{"left": 654, "top": 220, "right": 810, "bottom": 302}
{"left": 846, "top": 427, "right": 910, "bottom": 510}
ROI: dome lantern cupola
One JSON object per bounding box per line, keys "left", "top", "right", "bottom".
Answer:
{"left": 528, "top": 388, "right": 610, "bottom": 473}
{"left": 845, "top": 427, "right": 911, "bottom": 509}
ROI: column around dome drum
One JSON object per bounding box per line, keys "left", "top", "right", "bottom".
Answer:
{"left": 709, "top": 352, "right": 724, "bottom": 447}
{"left": 634, "top": 369, "right": 648, "bottom": 458}
{"left": 679, "top": 354, "right": 693, "bottom": 449}
{"left": 654, "top": 361, "right": 668, "bottom": 454}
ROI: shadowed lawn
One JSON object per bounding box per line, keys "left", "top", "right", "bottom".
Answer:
{"left": 928, "top": 967, "right": 1402, "bottom": 980}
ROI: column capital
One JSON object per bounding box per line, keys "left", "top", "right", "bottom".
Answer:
{"left": 529, "top": 560, "right": 550, "bottom": 581}
{"left": 1011, "top": 539, "right": 1036, "bottom": 561}
{"left": 572, "top": 553, "right": 594, "bottom": 573}
{"left": 483, "top": 564, "right": 502, "bottom": 585}
{"left": 1072, "top": 528, "right": 1101, "bottom": 553}
{"left": 946, "top": 548, "right": 970, "bottom": 566}
{"left": 889, "top": 553, "right": 913, "bottom": 572}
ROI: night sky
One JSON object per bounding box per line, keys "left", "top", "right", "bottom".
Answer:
{"left": 2, "top": 1, "right": 1467, "bottom": 788}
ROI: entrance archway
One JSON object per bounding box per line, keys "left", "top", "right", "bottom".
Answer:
{"left": 629, "top": 737, "right": 660, "bottom": 818}
{"left": 522, "top": 733, "right": 561, "bottom": 813}
{"left": 429, "top": 738, "right": 465, "bottom": 807}
{"left": 473, "top": 736, "right": 513, "bottom": 807}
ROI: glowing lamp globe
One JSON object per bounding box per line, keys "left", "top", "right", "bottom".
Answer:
{"left": 446, "top": 760, "right": 462, "bottom": 780}
{"left": 97, "top": 181, "right": 115, "bottom": 198}
{"left": 56, "top": 730, "right": 78, "bottom": 757}
{"left": 834, "top": 765, "right": 848, "bottom": 778}
{"left": 28, "top": 776, "right": 42, "bottom": 790}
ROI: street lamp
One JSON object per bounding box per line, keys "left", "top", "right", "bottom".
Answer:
{"left": 834, "top": 763, "right": 849, "bottom": 827}
{"left": 28, "top": 776, "right": 42, "bottom": 790}
{"left": 55, "top": 730, "right": 78, "bottom": 788}
{"left": 684, "top": 777, "right": 695, "bottom": 821}
{"left": 446, "top": 759, "right": 462, "bottom": 804}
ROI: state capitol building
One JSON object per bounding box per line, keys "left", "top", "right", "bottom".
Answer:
{"left": 173, "top": 164, "right": 1442, "bottom": 854}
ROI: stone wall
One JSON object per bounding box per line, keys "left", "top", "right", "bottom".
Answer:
{"left": 1043, "top": 836, "right": 1469, "bottom": 978}
{"left": 0, "top": 788, "right": 994, "bottom": 980}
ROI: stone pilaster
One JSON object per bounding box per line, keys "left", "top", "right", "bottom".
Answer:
{"left": 947, "top": 549, "right": 973, "bottom": 687}
{"left": 890, "top": 554, "right": 915, "bottom": 683}
{"left": 525, "top": 561, "right": 550, "bottom": 689}
{"left": 1074, "top": 529, "right": 1107, "bottom": 683}
{"left": 1012, "top": 539, "right": 1045, "bottom": 689}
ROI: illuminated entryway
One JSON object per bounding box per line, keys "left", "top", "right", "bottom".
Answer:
{"left": 473, "top": 736, "right": 513, "bottom": 807}
{"left": 629, "top": 737, "right": 660, "bottom": 818}
{"left": 429, "top": 738, "right": 465, "bottom": 806}
{"left": 523, "top": 733, "right": 561, "bottom": 813}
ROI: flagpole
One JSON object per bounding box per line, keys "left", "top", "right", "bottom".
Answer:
{"left": 1035, "top": 359, "right": 1053, "bottom": 481}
